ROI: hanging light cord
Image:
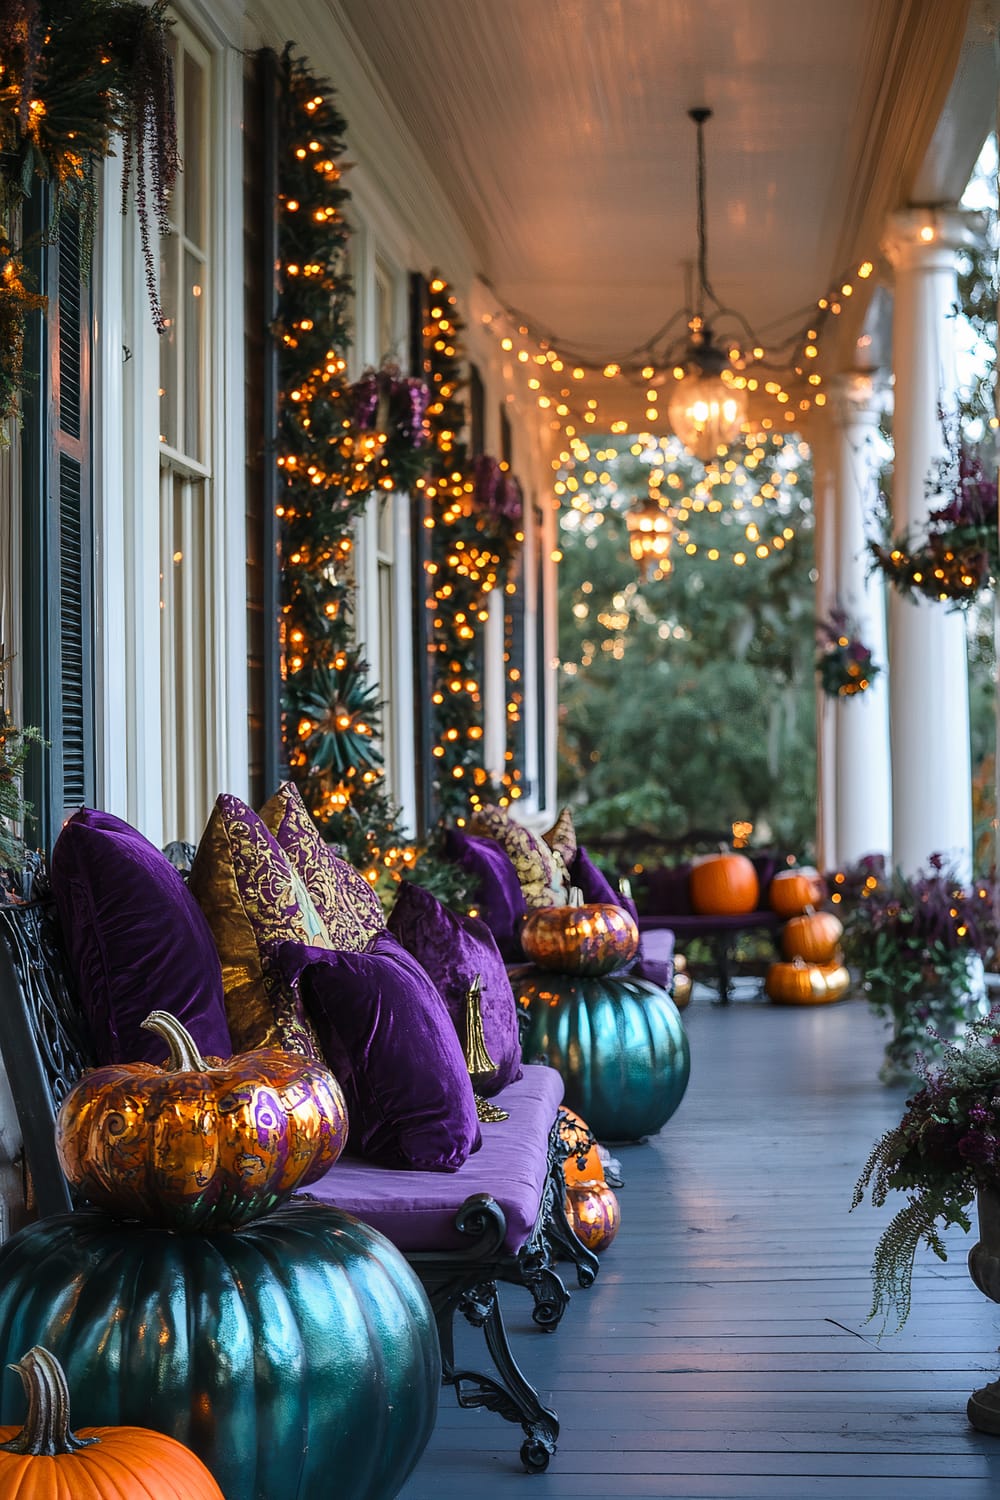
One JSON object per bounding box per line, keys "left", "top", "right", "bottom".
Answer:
{"left": 690, "top": 107, "right": 716, "bottom": 316}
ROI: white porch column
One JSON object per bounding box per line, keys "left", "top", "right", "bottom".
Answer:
{"left": 810, "top": 425, "right": 838, "bottom": 871}
{"left": 829, "top": 373, "right": 892, "bottom": 867}
{"left": 881, "top": 207, "right": 980, "bottom": 878}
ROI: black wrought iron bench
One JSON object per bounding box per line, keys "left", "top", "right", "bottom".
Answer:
{"left": 0, "top": 858, "right": 599, "bottom": 1473}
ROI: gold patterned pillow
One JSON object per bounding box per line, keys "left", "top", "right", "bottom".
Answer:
{"left": 258, "top": 781, "right": 384, "bottom": 949}
{"left": 471, "top": 805, "right": 569, "bottom": 908}
{"left": 189, "top": 793, "right": 330, "bottom": 1055}
{"left": 543, "top": 806, "right": 577, "bottom": 872}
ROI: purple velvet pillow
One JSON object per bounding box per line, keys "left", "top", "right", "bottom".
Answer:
{"left": 276, "top": 932, "right": 481, "bottom": 1171}
{"left": 387, "top": 879, "right": 522, "bottom": 1096}
{"left": 444, "top": 828, "right": 527, "bottom": 962}
{"left": 51, "top": 808, "right": 232, "bottom": 1066}
{"left": 751, "top": 852, "right": 780, "bottom": 911}
{"left": 570, "top": 845, "right": 640, "bottom": 923}
{"left": 642, "top": 862, "right": 694, "bottom": 917}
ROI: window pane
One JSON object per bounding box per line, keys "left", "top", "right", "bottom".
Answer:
{"left": 183, "top": 248, "right": 205, "bottom": 462}
{"left": 158, "top": 233, "right": 179, "bottom": 448}
{"left": 183, "top": 51, "right": 205, "bottom": 248}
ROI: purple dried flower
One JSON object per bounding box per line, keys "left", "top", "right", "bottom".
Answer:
{"left": 353, "top": 370, "right": 380, "bottom": 430}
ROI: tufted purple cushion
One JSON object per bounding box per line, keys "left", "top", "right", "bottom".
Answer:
{"left": 301, "top": 1064, "right": 564, "bottom": 1253}
{"left": 276, "top": 932, "right": 481, "bottom": 1171}
{"left": 444, "top": 828, "right": 527, "bottom": 961}
{"left": 51, "top": 809, "right": 232, "bottom": 1066}
{"left": 387, "top": 880, "right": 522, "bottom": 1096}
{"left": 570, "top": 845, "right": 640, "bottom": 922}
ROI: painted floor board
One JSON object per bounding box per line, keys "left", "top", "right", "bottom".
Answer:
{"left": 398, "top": 995, "right": 1000, "bottom": 1499}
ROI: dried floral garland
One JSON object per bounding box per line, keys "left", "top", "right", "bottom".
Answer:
{"left": 0, "top": 242, "right": 46, "bottom": 426}
{"left": 869, "top": 434, "right": 998, "bottom": 608}
{"left": 815, "top": 607, "right": 879, "bottom": 698}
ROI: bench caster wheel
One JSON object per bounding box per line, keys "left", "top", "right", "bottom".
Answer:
{"left": 520, "top": 1436, "right": 553, "bottom": 1472}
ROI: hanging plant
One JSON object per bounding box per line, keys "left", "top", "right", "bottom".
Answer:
{"left": 869, "top": 429, "right": 998, "bottom": 608}
{"left": 0, "top": 242, "right": 46, "bottom": 427}
{"left": 291, "top": 657, "right": 383, "bottom": 781}
{"left": 815, "top": 607, "right": 880, "bottom": 698}
{"left": 0, "top": 0, "right": 179, "bottom": 324}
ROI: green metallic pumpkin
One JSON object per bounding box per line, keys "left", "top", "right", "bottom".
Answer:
{"left": 0, "top": 1201, "right": 440, "bottom": 1500}
{"left": 513, "top": 972, "right": 690, "bottom": 1140}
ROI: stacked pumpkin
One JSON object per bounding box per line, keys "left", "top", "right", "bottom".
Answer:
{"left": 0, "top": 1012, "right": 441, "bottom": 1500}
{"left": 766, "top": 869, "right": 851, "bottom": 1005}
{"left": 558, "top": 1106, "right": 620, "bottom": 1255}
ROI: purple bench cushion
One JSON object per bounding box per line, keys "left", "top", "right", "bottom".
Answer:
{"left": 301, "top": 1063, "right": 564, "bottom": 1254}
{"left": 632, "top": 927, "right": 675, "bottom": 989}
{"left": 641, "top": 863, "right": 694, "bottom": 917}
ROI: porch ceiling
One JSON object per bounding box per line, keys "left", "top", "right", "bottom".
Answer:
{"left": 337, "top": 0, "right": 972, "bottom": 370}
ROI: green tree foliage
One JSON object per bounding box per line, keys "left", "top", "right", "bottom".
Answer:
{"left": 557, "top": 435, "right": 817, "bottom": 855}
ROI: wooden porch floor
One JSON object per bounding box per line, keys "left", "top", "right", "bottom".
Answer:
{"left": 400, "top": 990, "right": 1000, "bottom": 1499}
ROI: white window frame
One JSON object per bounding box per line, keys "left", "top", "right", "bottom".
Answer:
{"left": 94, "top": 0, "right": 246, "bottom": 843}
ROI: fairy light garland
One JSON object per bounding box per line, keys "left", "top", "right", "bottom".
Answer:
{"left": 416, "top": 277, "right": 526, "bottom": 821}
{"left": 275, "top": 49, "right": 428, "bottom": 884}
{"left": 481, "top": 255, "right": 878, "bottom": 448}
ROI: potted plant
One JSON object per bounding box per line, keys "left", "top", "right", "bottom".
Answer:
{"left": 842, "top": 855, "right": 995, "bottom": 1085}
{"left": 852, "top": 1012, "right": 1000, "bottom": 1428}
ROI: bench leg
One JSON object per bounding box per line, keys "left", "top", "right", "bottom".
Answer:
{"left": 713, "top": 932, "right": 733, "bottom": 1004}
{"left": 434, "top": 1278, "right": 559, "bottom": 1472}
{"left": 542, "top": 1187, "right": 600, "bottom": 1291}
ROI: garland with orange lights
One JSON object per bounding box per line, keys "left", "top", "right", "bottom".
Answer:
{"left": 276, "top": 50, "right": 427, "bottom": 885}
{"left": 414, "top": 276, "right": 526, "bottom": 820}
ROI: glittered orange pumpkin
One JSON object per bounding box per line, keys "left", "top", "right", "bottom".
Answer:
{"left": 0, "top": 1345, "right": 224, "bottom": 1498}
{"left": 565, "top": 1180, "right": 620, "bottom": 1253}
{"left": 765, "top": 958, "right": 851, "bottom": 1005}
{"left": 56, "top": 1011, "right": 348, "bottom": 1231}
{"left": 521, "top": 889, "right": 638, "bottom": 976}
{"left": 769, "top": 867, "right": 823, "bottom": 917}
{"left": 558, "top": 1107, "right": 605, "bottom": 1187}
{"left": 689, "top": 853, "right": 758, "bottom": 915}
{"left": 781, "top": 907, "right": 843, "bottom": 964}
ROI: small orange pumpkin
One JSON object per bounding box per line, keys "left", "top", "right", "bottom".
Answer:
{"left": 565, "top": 1179, "right": 621, "bottom": 1253}
{"left": 765, "top": 958, "right": 851, "bottom": 1005}
{"left": 521, "top": 888, "right": 638, "bottom": 976}
{"left": 56, "top": 1011, "right": 348, "bottom": 1231}
{"left": 0, "top": 1345, "right": 224, "bottom": 1498}
{"left": 769, "top": 867, "right": 823, "bottom": 917}
{"left": 782, "top": 907, "right": 844, "bottom": 963}
{"left": 689, "top": 852, "right": 759, "bottom": 915}
{"left": 558, "top": 1106, "right": 605, "bottom": 1187}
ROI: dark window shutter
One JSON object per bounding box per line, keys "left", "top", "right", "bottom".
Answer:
{"left": 21, "top": 198, "right": 95, "bottom": 849}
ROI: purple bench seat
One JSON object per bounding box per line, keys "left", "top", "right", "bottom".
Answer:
{"left": 301, "top": 1064, "right": 564, "bottom": 1255}
{"left": 638, "top": 909, "right": 781, "bottom": 941}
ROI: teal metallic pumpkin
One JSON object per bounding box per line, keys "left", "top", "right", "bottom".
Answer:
{"left": 514, "top": 972, "right": 690, "bottom": 1140}
{"left": 0, "top": 1201, "right": 440, "bottom": 1500}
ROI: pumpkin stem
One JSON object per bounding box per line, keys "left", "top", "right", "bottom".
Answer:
{"left": 568, "top": 886, "right": 584, "bottom": 908}
{"left": 140, "top": 1010, "right": 209, "bottom": 1072}
{"left": 0, "top": 1347, "right": 99, "bottom": 1456}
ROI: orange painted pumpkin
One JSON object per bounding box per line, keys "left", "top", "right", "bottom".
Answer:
{"left": 558, "top": 1106, "right": 605, "bottom": 1187}
{"left": 765, "top": 958, "right": 851, "bottom": 1005}
{"left": 565, "top": 1180, "right": 620, "bottom": 1253}
{"left": 769, "top": 867, "right": 824, "bottom": 917}
{"left": 521, "top": 889, "right": 638, "bottom": 977}
{"left": 781, "top": 907, "right": 844, "bottom": 963}
{"left": 0, "top": 1345, "right": 224, "bottom": 1498}
{"left": 689, "top": 852, "right": 759, "bottom": 915}
{"left": 56, "top": 1011, "right": 348, "bottom": 1231}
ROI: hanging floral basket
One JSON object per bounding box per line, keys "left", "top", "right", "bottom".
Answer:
{"left": 868, "top": 437, "right": 998, "bottom": 609}
{"left": 815, "top": 608, "right": 879, "bottom": 698}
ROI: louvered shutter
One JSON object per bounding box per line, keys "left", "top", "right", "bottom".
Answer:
{"left": 21, "top": 199, "right": 95, "bottom": 850}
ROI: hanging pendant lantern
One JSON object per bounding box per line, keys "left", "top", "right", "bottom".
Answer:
{"left": 666, "top": 325, "right": 748, "bottom": 462}
{"left": 626, "top": 496, "right": 674, "bottom": 581}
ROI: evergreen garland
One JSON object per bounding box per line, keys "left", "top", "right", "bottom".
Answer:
{"left": 414, "top": 277, "right": 525, "bottom": 822}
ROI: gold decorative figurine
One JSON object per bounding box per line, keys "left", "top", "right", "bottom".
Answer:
{"left": 464, "top": 973, "right": 509, "bottom": 1123}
